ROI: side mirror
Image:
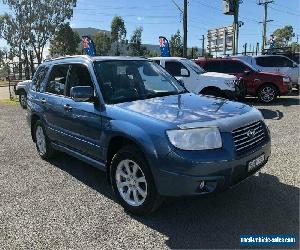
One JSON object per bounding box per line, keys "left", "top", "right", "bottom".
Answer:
{"left": 293, "top": 63, "right": 298, "bottom": 68}
{"left": 70, "top": 86, "right": 94, "bottom": 102}
{"left": 180, "top": 68, "right": 189, "bottom": 77}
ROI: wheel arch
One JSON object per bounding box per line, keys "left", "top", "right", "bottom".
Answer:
{"left": 31, "top": 114, "right": 41, "bottom": 142}
{"left": 105, "top": 135, "right": 150, "bottom": 185}
{"left": 200, "top": 86, "right": 223, "bottom": 95}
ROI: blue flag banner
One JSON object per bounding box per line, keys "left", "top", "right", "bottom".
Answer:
{"left": 159, "top": 36, "right": 171, "bottom": 57}
{"left": 82, "top": 36, "right": 96, "bottom": 56}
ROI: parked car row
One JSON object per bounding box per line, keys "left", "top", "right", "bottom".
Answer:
{"left": 151, "top": 57, "right": 245, "bottom": 99}
{"left": 25, "top": 55, "right": 271, "bottom": 215}
{"left": 195, "top": 57, "right": 293, "bottom": 103}
{"left": 15, "top": 54, "right": 297, "bottom": 109}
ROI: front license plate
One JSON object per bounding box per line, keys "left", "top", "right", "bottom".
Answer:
{"left": 248, "top": 154, "right": 265, "bottom": 172}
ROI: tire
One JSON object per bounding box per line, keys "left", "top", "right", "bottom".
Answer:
{"left": 201, "top": 88, "right": 223, "bottom": 98}
{"left": 110, "top": 145, "right": 162, "bottom": 215}
{"left": 258, "top": 84, "right": 277, "bottom": 103}
{"left": 34, "top": 120, "right": 55, "bottom": 160}
{"left": 19, "top": 93, "right": 27, "bottom": 109}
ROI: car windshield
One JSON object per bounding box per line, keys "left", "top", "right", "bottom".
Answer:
{"left": 94, "top": 60, "right": 186, "bottom": 104}
{"left": 182, "top": 59, "right": 206, "bottom": 74}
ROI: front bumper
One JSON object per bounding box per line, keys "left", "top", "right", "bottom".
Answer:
{"left": 153, "top": 140, "right": 271, "bottom": 197}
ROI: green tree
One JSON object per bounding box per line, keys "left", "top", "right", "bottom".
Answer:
{"left": 129, "top": 27, "right": 147, "bottom": 56}
{"left": 272, "top": 25, "right": 295, "bottom": 48}
{"left": 144, "top": 50, "right": 160, "bottom": 57}
{"left": 170, "top": 30, "right": 183, "bottom": 57}
{"left": 1, "top": 0, "right": 76, "bottom": 64}
{"left": 93, "top": 32, "right": 111, "bottom": 56}
{"left": 49, "top": 23, "right": 80, "bottom": 57}
{"left": 111, "top": 16, "right": 126, "bottom": 56}
{"left": 290, "top": 42, "right": 300, "bottom": 53}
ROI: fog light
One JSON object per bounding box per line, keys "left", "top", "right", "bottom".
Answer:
{"left": 199, "top": 181, "right": 205, "bottom": 190}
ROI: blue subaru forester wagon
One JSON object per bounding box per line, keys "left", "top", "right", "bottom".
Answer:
{"left": 27, "top": 55, "right": 271, "bottom": 215}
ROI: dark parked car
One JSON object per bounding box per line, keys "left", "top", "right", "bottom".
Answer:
{"left": 27, "top": 56, "right": 271, "bottom": 215}
{"left": 195, "top": 58, "right": 292, "bottom": 103}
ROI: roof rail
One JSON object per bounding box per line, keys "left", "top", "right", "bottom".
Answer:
{"left": 43, "top": 55, "right": 91, "bottom": 63}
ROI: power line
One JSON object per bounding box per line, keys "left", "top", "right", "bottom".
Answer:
{"left": 269, "top": 6, "right": 300, "bottom": 17}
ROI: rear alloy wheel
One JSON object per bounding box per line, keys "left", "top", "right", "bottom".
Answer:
{"left": 34, "top": 120, "right": 55, "bottom": 159}
{"left": 258, "top": 85, "right": 277, "bottom": 103}
{"left": 19, "top": 93, "right": 27, "bottom": 109}
{"left": 110, "top": 145, "right": 162, "bottom": 215}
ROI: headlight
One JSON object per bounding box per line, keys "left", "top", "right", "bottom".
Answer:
{"left": 166, "top": 127, "right": 222, "bottom": 150}
{"left": 283, "top": 76, "right": 291, "bottom": 83}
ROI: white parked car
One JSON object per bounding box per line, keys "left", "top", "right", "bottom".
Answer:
{"left": 151, "top": 57, "right": 244, "bottom": 99}
{"left": 234, "top": 55, "right": 299, "bottom": 90}
{"left": 14, "top": 80, "right": 32, "bottom": 109}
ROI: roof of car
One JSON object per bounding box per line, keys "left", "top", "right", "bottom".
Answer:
{"left": 43, "top": 55, "right": 148, "bottom": 64}
{"left": 150, "top": 57, "right": 187, "bottom": 60}
{"left": 253, "top": 54, "right": 290, "bottom": 59}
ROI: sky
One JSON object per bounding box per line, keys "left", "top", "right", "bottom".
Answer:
{"left": 0, "top": 0, "right": 300, "bottom": 54}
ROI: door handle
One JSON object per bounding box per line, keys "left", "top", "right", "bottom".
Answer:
{"left": 64, "top": 104, "right": 72, "bottom": 111}
{"left": 40, "top": 98, "right": 46, "bottom": 104}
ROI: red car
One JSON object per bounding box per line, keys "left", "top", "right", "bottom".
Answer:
{"left": 195, "top": 58, "right": 292, "bottom": 103}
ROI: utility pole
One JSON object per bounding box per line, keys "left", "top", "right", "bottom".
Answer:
{"left": 232, "top": 0, "right": 240, "bottom": 55}
{"left": 171, "top": 0, "right": 188, "bottom": 57}
{"left": 258, "top": 0, "right": 274, "bottom": 52}
{"left": 199, "top": 35, "right": 205, "bottom": 57}
{"left": 183, "top": 0, "right": 188, "bottom": 57}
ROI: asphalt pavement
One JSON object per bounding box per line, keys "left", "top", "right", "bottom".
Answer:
{"left": 0, "top": 94, "right": 299, "bottom": 249}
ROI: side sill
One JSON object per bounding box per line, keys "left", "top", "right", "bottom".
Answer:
{"left": 51, "top": 142, "right": 106, "bottom": 172}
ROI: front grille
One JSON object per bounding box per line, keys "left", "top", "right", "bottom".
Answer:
{"left": 232, "top": 121, "right": 267, "bottom": 156}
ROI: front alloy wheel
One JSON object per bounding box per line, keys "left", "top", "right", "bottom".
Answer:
{"left": 110, "top": 145, "right": 162, "bottom": 215}
{"left": 115, "top": 159, "right": 147, "bottom": 207}
{"left": 258, "top": 85, "right": 277, "bottom": 103}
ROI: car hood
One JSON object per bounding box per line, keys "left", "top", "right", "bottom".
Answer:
{"left": 201, "top": 72, "right": 237, "bottom": 80}
{"left": 114, "top": 93, "right": 254, "bottom": 125}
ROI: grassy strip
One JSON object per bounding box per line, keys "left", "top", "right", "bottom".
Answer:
{"left": 0, "top": 98, "right": 19, "bottom": 105}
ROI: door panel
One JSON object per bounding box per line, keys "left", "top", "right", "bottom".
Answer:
{"left": 58, "top": 64, "right": 104, "bottom": 160}
{"left": 59, "top": 99, "right": 104, "bottom": 160}
{"left": 43, "top": 64, "right": 70, "bottom": 143}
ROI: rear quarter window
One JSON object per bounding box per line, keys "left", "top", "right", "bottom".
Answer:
{"left": 31, "top": 66, "right": 49, "bottom": 92}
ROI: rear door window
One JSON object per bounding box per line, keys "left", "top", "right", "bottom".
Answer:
{"left": 45, "top": 64, "right": 69, "bottom": 96}
{"left": 221, "top": 61, "right": 246, "bottom": 73}
{"left": 203, "top": 61, "right": 221, "bottom": 72}
{"left": 165, "top": 61, "right": 189, "bottom": 76}
{"left": 256, "top": 57, "right": 276, "bottom": 67}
